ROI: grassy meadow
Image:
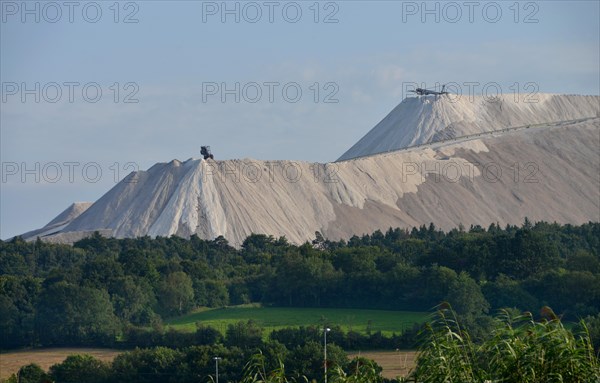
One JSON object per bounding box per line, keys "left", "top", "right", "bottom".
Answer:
{"left": 164, "top": 305, "right": 428, "bottom": 335}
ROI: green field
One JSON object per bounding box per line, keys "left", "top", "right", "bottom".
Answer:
{"left": 164, "top": 305, "right": 429, "bottom": 335}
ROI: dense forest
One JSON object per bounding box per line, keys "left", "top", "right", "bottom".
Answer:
{"left": 1, "top": 220, "right": 600, "bottom": 351}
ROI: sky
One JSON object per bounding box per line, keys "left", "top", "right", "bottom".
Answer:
{"left": 1, "top": 0, "right": 599, "bottom": 239}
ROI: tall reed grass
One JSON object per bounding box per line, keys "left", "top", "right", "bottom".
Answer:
{"left": 410, "top": 305, "right": 599, "bottom": 383}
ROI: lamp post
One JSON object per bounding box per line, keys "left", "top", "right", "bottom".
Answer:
{"left": 324, "top": 327, "right": 331, "bottom": 383}
{"left": 214, "top": 357, "right": 222, "bottom": 383}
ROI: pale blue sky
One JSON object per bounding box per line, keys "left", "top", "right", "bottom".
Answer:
{"left": 1, "top": 0, "right": 599, "bottom": 239}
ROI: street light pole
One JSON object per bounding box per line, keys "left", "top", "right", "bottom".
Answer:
{"left": 324, "top": 327, "right": 331, "bottom": 383}
{"left": 214, "top": 357, "right": 222, "bottom": 383}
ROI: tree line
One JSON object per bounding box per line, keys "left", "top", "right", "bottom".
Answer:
{"left": 1, "top": 220, "right": 599, "bottom": 351}
{"left": 6, "top": 308, "right": 598, "bottom": 383}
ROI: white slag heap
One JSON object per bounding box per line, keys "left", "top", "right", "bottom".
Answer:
{"left": 22, "top": 94, "right": 600, "bottom": 246}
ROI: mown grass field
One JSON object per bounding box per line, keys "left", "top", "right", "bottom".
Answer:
{"left": 0, "top": 348, "right": 122, "bottom": 381}
{"left": 0, "top": 348, "right": 416, "bottom": 381}
{"left": 1, "top": 307, "right": 427, "bottom": 381}
{"left": 164, "top": 305, "right": 429, "bottom": 336}
{"left": 348, "top": 350, "right": 418, "bottom": 379}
